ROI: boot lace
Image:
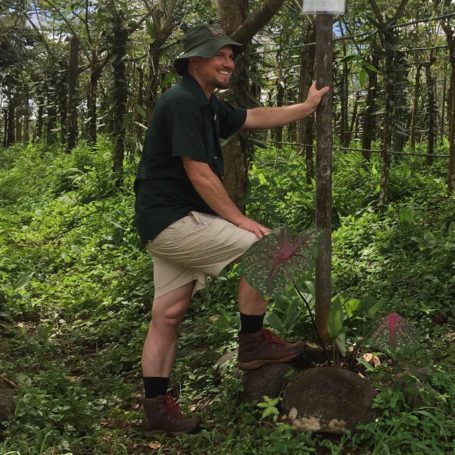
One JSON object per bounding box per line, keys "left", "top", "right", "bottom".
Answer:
{"left": 163, "top": 395, "right": 184, "bottom": 419}
{"left": 261, "top": 329, "right": 287, "bottom": 346}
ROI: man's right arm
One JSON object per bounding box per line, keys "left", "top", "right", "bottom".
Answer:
{"left": 182, "top": 157, "right": 269, "bottom": 239}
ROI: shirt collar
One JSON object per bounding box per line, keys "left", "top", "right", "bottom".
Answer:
{"left": 181, "top": 73, "right": 215, "bottom": 107}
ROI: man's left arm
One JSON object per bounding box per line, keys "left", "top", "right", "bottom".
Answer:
{"left": 243, "top": 81, "right": 330, "bottom": 130}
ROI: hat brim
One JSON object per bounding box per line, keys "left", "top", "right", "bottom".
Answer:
{"left": 174, "top": 35, "right": 242, "bottom": 75}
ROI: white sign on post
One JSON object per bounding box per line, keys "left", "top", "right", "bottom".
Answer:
{"left": 302, "top": 0, "right": 346, "bottom": 14}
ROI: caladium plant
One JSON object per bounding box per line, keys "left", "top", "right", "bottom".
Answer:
{"left": 241, "top": 227, "right": 330, "bottom": 360}
{"left": 241, "top": 227, "right": 320, "bottom": 299}
{"left": 369, "top": 312, "right": 418, "bottom": 358}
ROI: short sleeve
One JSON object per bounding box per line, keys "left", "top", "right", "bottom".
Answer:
{"left": 164, "top": 96, "right": 209, "bottom": 163}
{"left": 214, "top": 99, "right": 247, "bottom": 139}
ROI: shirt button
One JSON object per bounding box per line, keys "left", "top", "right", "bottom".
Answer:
{"left": 214, "top": 156, "right": 218, "bottom": 160}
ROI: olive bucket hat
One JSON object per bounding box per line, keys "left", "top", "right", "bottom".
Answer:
{"left": 173, "top": 23, "right": 242, "bottom": 75}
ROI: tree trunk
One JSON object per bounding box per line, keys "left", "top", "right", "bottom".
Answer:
{"left": 218, "top": 0, "right": 249, "bottom": 211}
{"left": 340, "top": 42, "right": 350, "bottom": 147}
{"left": 145, "top": 37, "right": 169, "bottom": 123}
{"left": 2, "top": 109, "right": 7, "bottom": 147}
{"left": 410, "top": 63, "right": 422, "bottom": 149}
{"left": 45, "top": 75, "right": 58, "bottom": 145}
{"left": 6, "top": 95, "right": 15, "bottom": 146}
{"left": 135, "top": 64, "right": 145, "bottom": 147}
{"left": 297, "top": 24, "right": 316, "bottom": 184}
{"left": 274, "top": 76, "right": 284, "bottom": 149}
{"left": 447, "top": 45, "right": 455, "bottom": 192}
{"left": 87, "top": 50, "right": 104, "bottom": 146}
{"left": 110, "top": 9, "right": 128, "bottom": 186}
{"left": 67, "top": 36, "right": 80, "bottom": 152}
{"left": 35, "top": 89, "right": 44, "bottom": 142}
{"left": 143, "top": 0, "right": 176, "bottom": 123}
{"left": 361, "top": 47, "right": 379, "bottom": 159}
{"left": 440, "top": 62, "right": 447, "bottom": 144}
{"left": 380, "top": 45, "right": 393, "bottom": 204}
{"left": 391, "top": 49, "right": 409, "bottom": 158}
{"left": 57, "top": 67, "right": 68, "bottom": 147}
{"left": 218, "top": 0, "right": 287, "bottom": 210}
{"left": 425, "top": 57, "right": 436, "bottom": 166}
{"left": 14, "top": 95, "right": 22, "bottom": 143}
{"left": 314, "top": 14, "right": 333, "bottom": 345}
{"left": 23, "top": 97, "right": 30, "bottom": 144}
{"left": 369, "top": 0, "right": 409, "bottom": 202}
{"left": 437, "top": 1, "right": 454, "bottom": 192}
{"left": 219, "top": 56, "right": 251, "bottom": 212}
{"left": 349, "top": 93, "right": 360, "bottom": 143}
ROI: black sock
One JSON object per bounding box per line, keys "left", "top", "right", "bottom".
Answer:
{"left": 143, "top": 377, "right": 169, "bottom": 398}
{"left": 240, "top": 313, "right": 265, "bottom": 334}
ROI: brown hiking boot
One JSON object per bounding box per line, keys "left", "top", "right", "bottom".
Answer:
{"left": 237, "top": 329, "right": 306, "bottom": 370}
{"left": 142, "top": 395, "right": 201, "bottom": 435}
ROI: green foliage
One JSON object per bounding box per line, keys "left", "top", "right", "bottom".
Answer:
{"left": 1, "top": 141, "right": 454, "bottom": 454}
{"left": 51, "top": 138, "right": 118, "bottom": 202}
{"left": 351, "top": 368, "right": 455, "bottom": 454}
{"left": 257, "top": 396, "right": 280, "bottom": 420}
{"left": 248, "top": 148, "right": 315, "bottom": 229}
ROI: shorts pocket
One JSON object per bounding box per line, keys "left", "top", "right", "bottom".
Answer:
{"left": 189, "top": 211, "right": 217, "bottom": 226}
{"left": 148, "top": 212, "right": 212, "bottom": 253}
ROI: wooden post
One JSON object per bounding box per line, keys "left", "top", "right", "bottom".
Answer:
{"left": 314, "top": 14, "right": 333, "bottom": 343}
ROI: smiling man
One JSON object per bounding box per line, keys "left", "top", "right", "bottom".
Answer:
{"left": 134, "top": 23, "right": 329, "bottom": 435}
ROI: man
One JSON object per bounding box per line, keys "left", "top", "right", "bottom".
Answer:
{"left": 134, "top": 23, "right": 329, "bottom": 435}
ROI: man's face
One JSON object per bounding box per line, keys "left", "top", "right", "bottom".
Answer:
{"left": 189, "top": 46, "right": 235, "bottom": 94}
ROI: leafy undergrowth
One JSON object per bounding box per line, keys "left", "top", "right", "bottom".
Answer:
{"left": 0, "top": 141, "right": 454, "bottom": 454}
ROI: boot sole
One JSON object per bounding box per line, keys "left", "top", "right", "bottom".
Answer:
{"left": 144, "top": 428, "right": 199, "bottom": 436}
{"left": 237, "top": 353, "right": 299, "bottom": 370}
{"left": 144, "top": 429, "right": 189, "bottom": 436}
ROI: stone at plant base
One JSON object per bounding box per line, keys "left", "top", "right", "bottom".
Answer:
{"left": 293, "top": 342, "right": 335, "bottom": 368}
{"left": 282, "top": 367, "right": 377, "bottom": 434}
{"left": 240, "top": 363, "right": 297, "bottom": 402}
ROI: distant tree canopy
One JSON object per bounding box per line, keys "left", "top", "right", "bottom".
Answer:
{"left": 0, "top": 0, "right": 454, "bottom": 194}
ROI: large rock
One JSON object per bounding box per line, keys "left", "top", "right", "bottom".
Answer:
{"left": 282, "top": 367, "right": 377, "bottom": 434}
{"left": 240, "top": 363, "right": 297, "bottom": 402}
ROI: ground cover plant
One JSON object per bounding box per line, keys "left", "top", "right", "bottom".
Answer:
{"left": 0, "top": 141, "right": 454, "bottom": 454}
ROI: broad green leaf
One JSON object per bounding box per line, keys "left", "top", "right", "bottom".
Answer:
{"left": 265, "top": 311, "right": 284, "bottom": 333}
{"left": 339, "top": 54, "right": 358, "bottom": 63}
{"left": 357, "top": 358, "right": 375, "bottom": 372}
{"left": 305, "top": 280, "right": 316, "bottom": 298}
{"left": 327, "top": 299, "right": 344, "bottom": 338}
{"left": 362, "top": 295, "right": 382, "bottom": 318}
{"left": 344, "top": 298, "right": 361, "bottom": 317}
{"left": 358, "top": 68, "right": 367, "bottom": 88}
{"left": 257, "top": 172, "right": 267, "bottom": 185}
{"left": 366, "top": 300, "right": 382, "bottom": 319}
{"left": 14, "top": 272, "right": 34, "bottom": 290}
{"left": 261, "top": 407, "right": 279, "bottom": 419}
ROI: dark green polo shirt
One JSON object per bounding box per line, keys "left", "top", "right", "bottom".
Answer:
{"left": 134, "top": 74, "right": 247, "bottom": 245}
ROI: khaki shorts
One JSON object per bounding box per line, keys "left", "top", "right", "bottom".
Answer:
{"left": 146, "top": 211, "right": 257, "bottom": 298}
